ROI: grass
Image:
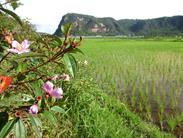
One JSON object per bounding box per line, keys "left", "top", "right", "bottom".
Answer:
{"left": 77, "top": 38, "right": 183, "bottom": 136}
{"left": 42, "top": 75, "right": 173, "bottom": 137}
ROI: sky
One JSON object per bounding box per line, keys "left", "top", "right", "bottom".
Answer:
{"left": 11, "top": 0, "right": 183, "bottom": 34}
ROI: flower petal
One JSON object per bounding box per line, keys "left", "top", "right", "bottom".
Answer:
{"left": 43, "top": 81, "right": 54, "bottom": 94}
{"left": 29, "top": 104, "right": 38, "bottom": 114}
{"left": 17, "top": 49, "right": 30, "bottom": 54}
{"left": 51, "top": 88, "right": 63, "bottom": 99}
{"left": 9, "top": 40, "right": 30, "bottom": 54}
{"left": 11, "top": 40, "right": 20, "bottom": 48}
{"left": 7, "top": 48, "right": 19, "bottom": 54}
{"left": 21, "top": 40, "right": 30, "bottom": 49}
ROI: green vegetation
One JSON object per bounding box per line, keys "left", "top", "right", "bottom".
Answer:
{"left": 0, "top": 2, "right": 178, "bottom": 137}
{"left": 54, "top": 13, "right": 183, "bottom": 36}
{"left": 42, "top": 75, "right": 172, "bottom": 137}
{"left": 78, "top": 38, "right": 183, "bottom": 137}
{"left": 0, "top": 14, "right": 172, "bottom": 137}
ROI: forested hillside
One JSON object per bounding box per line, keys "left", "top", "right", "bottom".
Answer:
{"left": 54, "top": 13, "right": 183, "bottom": 36}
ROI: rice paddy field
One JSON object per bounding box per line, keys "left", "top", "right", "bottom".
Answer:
{"left": 78, "top": 38, "right": 183, "bottom": 137}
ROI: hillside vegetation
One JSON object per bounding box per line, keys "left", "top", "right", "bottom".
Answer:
{"left": 54, "top": 13, "right": 183, "bottom": 36}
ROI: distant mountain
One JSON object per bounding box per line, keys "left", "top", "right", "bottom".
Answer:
{"left": 54, "top": 13, "right": 183, "bottom": 36}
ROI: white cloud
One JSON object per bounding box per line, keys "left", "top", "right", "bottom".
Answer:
{"left": 14, "top": 0, "right": 183, "bottom": 33}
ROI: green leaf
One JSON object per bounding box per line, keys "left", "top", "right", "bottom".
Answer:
{"left": 0, "top": 7, "right": 22, "bottom": 26}
{"left": 31, "top": 80, "right": 44, "bottom": 97}
{"left": 16, "top": 62, "right": 27, "bottom": 72}
{"left": 61, "top": 23, "right": 72, "bottom": 36}
{"left": 17, "top": 73, "right": 26, "bottom": 81}
{"left": 0, "top": 119, "right": 18, "bottom": 138}
{"left": 51, "top": 106, "right": 65, "bottom": 113}
{"left": 53, "top": 36, "right": 62, "bottom": 45}
{"left": 15, "top": 119, "right": 26, "bottom": 138}
{"left": 11, "top": 1, "right": 18, "bottom": 10}
{"left": 0, "top": 45, "right": 7, "bottom": 53}
{"left": 49, "top": 41, "right": 60, "bottom": 48}
{"left": 10, "top": 61, "right": 18, "bottom": 69}
{"left": 21, "top": 94, "right": 34, "bottom": 102}
{"left": 68, "top": 48, "right": 85, "bottom": 55}
{"left": 63, "top": 53, "right": 78, "bottom": 78}
{"left": 29, "top": 114, "right": 42, "bottom": 138}
{"left": 0, "top": 112, "right": 9, "bottom": 131}
{"left": 0, "top": 94, "right": 23, "bottom": 107}
{"left": 42, "top": 111, "right": 57, "bottom": 125}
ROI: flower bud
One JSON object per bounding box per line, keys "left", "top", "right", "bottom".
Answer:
{"left": 15, "top": 111, "right": 21, "bottom": 117}
{"left": 29, "top": 104, "right": 38, "bottom": 115}
{"left": 36, "top": 96, "right": 42, "bottom": 101}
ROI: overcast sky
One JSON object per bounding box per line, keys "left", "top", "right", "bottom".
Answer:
{"left": 13, "top": 0, "right": 183, "bottom": 34}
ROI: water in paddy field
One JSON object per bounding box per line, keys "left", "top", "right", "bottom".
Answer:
{"left": 90, "top": 58, "right": 183, "bottom": 136}
{"left": 95, "top": 69, "right": 183, "bottom": 136}
{"left": 80, "top": 39, "right": 183, "bottom": 136}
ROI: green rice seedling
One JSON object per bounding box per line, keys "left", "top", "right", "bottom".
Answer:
{"left": 77, "top": 38, "right": 183, "bottom": 136}
{"left": 142, "top": 82, "right": 152, "bottom": 121}
{"left": 158, "top": 87, "right": 166, "bottom": 127}
{"left": 158, "top": 112, "right": 164, "bottom": 130}
{"left": 167, "top": 112, "right": 183, "bottom": 136}
{"left": 129, "top": 80, "right": 137, "bottom": 110}
{"left": 169, "top": 86, "right": 178, "bottom": 111}
{"left": 167, "top": 115, "right": 178, "bottom": 132}
{"left": 145, "top": 102, "right": 153, "bottom": 122}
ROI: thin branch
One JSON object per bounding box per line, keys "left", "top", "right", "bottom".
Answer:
{"left": 0, "top": 52, "right": 10, "bottom": 64}
{"left": 14, "top": 75, "right": 44, "bottom": 85}
{"left": 13, "top": 37, "right": 72, "bottom": 78}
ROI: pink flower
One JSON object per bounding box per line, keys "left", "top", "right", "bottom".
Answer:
{"left": 42, "top": 81, "right": 63, "bottom": 99}
{"left": 51, "top": 88, "right": 63, "bottom": 99}
{"left": 29, "top": 104, "right": 38, "bottom": 115}
{"left": 7, "top": 40, "right": 30, "bottom": 54}
{"left": 42, "top": 81, "right": 53, "bottom": 95}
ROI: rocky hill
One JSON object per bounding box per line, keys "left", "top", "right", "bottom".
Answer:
{"left": 54, "top": 13, "right": 183, "bottom": 36}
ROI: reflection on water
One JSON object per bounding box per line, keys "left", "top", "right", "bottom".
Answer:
{"left": 97, "top": 77, "right": 183, "bottom": 137}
